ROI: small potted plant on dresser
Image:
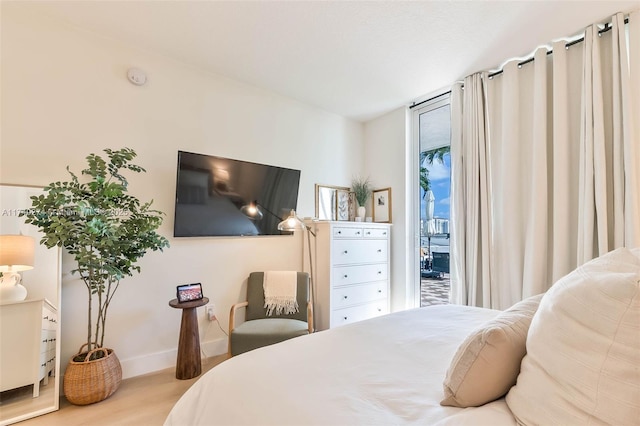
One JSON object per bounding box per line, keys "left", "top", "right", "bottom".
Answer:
{"left": 23, "top": 148, "right": 169, "bottom": 405}
{"left": 351, "top": 176, "right": 372, "bottom": 221}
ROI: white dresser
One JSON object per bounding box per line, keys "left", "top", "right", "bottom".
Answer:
{"left": 0, "top": 299, "right": 58, "bottom": 397}
{"left": 306, "top": 221, "right": 391, "bottom": 330}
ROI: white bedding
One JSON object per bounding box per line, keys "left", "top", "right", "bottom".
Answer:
{"left": 165, "top": 305, "right": 517, "bottom": 426}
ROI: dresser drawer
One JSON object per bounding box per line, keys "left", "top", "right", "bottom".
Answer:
{"left": 363, "top": 227, "right": 389, "bottom": 239}
{"left": 332, "top": 264, "right": 388, "bottom": 286}
{"left": 332, "top": 240, "right": 387, "bottom": 265}
{"left": 330, "top": 301, "right": 389, "bottom": 327}
{"left": 42, "top": 309, "right": 57, "bottom": 330}
{"left": 332, "top": 226, "right": 364, "bottom": 238}
{"left": 38, "top": 352, "right": 48, "bottom": 380}
{"left": 331, "top": 281, "right": 388, "bottom": 308}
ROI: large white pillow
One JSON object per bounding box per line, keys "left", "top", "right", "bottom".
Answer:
{"left": 506, "top": 247, "right": 640, "bottom": 425}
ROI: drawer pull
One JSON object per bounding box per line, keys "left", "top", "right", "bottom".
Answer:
{"left": 343, "top": 250, "right": 348, "bottom": 254}
{"left": 337, "top": 230, "right": 342, "bottom": 234}
{"left": 366, "top": 231, "right": 371, "bottom": 235}
{"left": 344, "top": 316, "right": 348, "bottom": 320}
{"left": 377, "top": 249, "right": 382, "bottom": 253}
{"left": 378, "top": 289, "right": 382, "bottom": 293}
{"left": 343, "top": 296, "right": 348, "bottom": 300}
{"left": 343, "top": 274, "right": 348, "bottom": 278}
{"left": 356, "top": 231, "right": 361, "bottom": 235}
{"left": 378, "top": 308, "right": 382, "bottom": 312}
{"left": 383, "top": 232, "right": 387, "bottom": 235}
{"left": 377, "top": 271, "right": 382, "bottom": 274}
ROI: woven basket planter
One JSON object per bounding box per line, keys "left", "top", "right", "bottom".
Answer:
{"left": 63, "top": 344, "right": 122, "bottom": 405}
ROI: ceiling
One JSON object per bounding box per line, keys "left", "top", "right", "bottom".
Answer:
{"left": 10, "top": 0, "right": 639, "bottom": 122}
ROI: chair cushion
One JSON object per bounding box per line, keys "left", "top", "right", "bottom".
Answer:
{"left": 506, "top": 248, "right": 640, "bottom": 425}
{"left": 440, "top": 293, "right": 543, "bottom": 407}
{"left": 230, "top": 318, "right": 309, "bottom": 356}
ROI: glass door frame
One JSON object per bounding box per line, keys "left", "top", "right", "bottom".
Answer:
{"left": 410, "top": 92, "right": 451, "bottom": 308}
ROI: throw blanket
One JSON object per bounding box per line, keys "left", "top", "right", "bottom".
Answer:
{"left": 263, "top": 271, "right": 299, "bottom": 316}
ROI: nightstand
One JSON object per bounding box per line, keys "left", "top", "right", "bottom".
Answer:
{"left": 169, "top": 297, "right": 208, "bottom": 380}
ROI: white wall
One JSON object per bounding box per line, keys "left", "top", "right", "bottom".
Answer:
{"left": 0, "top": 7, "right": 364, "bottom": 378}
{"left": 363, "top": 107, "right": 414, "bottom": 312}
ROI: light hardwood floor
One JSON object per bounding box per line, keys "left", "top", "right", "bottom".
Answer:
{"left": 20, "top": 354, "right": 227, "bottom": 426}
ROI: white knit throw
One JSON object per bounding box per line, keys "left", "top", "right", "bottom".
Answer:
{"left": 263, "top": 271, "right": 299, "bottom": 316}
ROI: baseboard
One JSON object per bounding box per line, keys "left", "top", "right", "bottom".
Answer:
{"left": 119, "top": 337, "right": 227, "bottom": 379}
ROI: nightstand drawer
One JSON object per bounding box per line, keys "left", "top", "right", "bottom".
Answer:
{"left": 332, "top": 264, "right": 388, "bottom": 286}
{"left": 331, "top": 281, "right": 388, "bottom": 308}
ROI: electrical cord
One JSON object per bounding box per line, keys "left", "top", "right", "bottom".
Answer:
{"left": 215, "top": 317, "right": 228, "bottom": 336}
{"left": 199, "top": 311, "right": 228, "bottom": 360}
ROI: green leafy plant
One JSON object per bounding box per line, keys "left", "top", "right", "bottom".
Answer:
{"left": 420, "top": 146, "right": 450, "bottom": 197}
{"left": 23, "top": 148, "right": 169, "bottom": 360}
{"left": 351, "top": 176, "right": 372, "bottom": 207}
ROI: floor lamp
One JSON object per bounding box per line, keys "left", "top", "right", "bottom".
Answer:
{"left": 277, "top": 210, "right": 316, "bottom": 331}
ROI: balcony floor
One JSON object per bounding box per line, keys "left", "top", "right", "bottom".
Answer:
{"left": 421, "top": 273, "right": 450, "bottom": 306}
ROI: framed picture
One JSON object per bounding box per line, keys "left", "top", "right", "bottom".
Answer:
{"left": 348, "top": 192, "right": 356, "bottom": 221}
{"left": 176, "top": 283, "right": 204, "bottom": 303}
{"left": 337, "top": 189, "right": 350, "bottom": 221}
{"left": 315, "top": 184, "right": 349, "bottom": 221}
{"left": 372, "top": 187, "right": 392, "bottom": 223}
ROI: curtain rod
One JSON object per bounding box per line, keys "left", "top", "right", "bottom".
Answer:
{"left": 409, "top": 17, "right": 628, "bottom": 109}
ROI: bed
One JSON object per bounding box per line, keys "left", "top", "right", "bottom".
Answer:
{"left": 166, "top": 248, "right": 640, "bottom": 425}
{"left": 165, "top": 304, "right": 518, "bottom": 425}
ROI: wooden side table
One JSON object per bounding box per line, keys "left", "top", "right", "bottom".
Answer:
{"left": 169, "top": 297, "right": 208, "bottom": 380}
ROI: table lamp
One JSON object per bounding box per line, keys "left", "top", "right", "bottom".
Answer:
{"left": 0, "top": 234, "right": 35, "bottom": 302}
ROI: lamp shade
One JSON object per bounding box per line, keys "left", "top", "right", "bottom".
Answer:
{"left": 277, "top": 210, "right": 305, "bottom": 232}
{"left": 240, "top": 201, "right": 264, "bottom": 220}
{"left": 0, "top": 235, "right": 36, "bottom": 272}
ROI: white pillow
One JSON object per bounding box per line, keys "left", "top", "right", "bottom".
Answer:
{"left": 440, "top": 294, "right": 543, "bottom": 407}
{"left": 506, "top": 247, "right": 640, "bottom": 425}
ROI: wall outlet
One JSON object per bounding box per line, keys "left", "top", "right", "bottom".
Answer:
{"left": 206, "top": 304, "right": 216, "bottom": 321}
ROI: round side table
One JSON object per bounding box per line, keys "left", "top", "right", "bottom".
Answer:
{"left": 169, "top": 297, "right": 208, "bottom": 380}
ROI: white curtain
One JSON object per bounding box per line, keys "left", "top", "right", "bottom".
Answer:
{"left": 451, "top": 12, "right": 640, "bottom": 309}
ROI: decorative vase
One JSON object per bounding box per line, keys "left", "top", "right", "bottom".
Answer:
{"left": 0, "top": 277, "right": 28, "bottom": 303}
{"left": 357, "top": 206, "right": 366, "bottom": 221}
{"left": 63, "top": 344, "right": 122, "bottom": 405}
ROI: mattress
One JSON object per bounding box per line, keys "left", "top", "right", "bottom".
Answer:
{"left": 165, "top": 304, "right": 517, "bottom": 425}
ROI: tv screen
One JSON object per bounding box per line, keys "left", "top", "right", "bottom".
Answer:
{"left": 174, "top": 151, "right": 301, "bottom": 237}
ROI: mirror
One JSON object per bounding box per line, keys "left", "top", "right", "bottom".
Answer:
{"left": 315, "top": 184, "right": 350, "bottom": 221}
{"left": 0, "top": 184, "right": 61, "bottom": 425}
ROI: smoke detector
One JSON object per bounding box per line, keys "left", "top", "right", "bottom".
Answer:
{"left": 127, "top": 68, "right": 147, "bottom": 86}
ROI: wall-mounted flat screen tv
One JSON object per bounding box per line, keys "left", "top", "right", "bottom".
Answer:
{"left": 174, "top": 151, "right": 301, "bottom": 237}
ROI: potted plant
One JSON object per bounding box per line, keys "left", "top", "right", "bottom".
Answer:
{"left": 23, "top": 148, "right": 169, "bottom": 405}
{"left": 351, "top": 176, "right": 372, "bottom": 221}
